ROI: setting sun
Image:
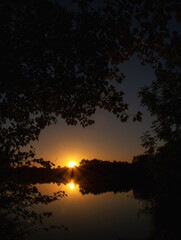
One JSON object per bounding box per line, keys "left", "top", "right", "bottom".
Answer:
{"left": 68, "top": 161, "right": 76, "bottom": 168}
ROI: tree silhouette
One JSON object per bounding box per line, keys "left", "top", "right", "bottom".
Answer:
{"left": 0, "top": 175, "right": 67, "bottom": 239}
{"left": 0, "top": 0, "right": 180, "bottom": 165}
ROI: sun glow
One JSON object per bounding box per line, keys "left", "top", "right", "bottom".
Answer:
{"left": 68, "top": 161, "right": 76, "bottom": 168}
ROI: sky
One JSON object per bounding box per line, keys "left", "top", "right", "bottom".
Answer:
{"left": 30, "top": 56, "right": 156, "bottom": 167}
{"left": 21, "top": 0, "right": 180, "bottom": 168}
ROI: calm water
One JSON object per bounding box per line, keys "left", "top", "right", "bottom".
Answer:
{"left": 28, "top": 181, "right": 151, "bottom": 240}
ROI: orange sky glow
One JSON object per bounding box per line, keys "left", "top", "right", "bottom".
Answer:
{"left": 26, "top": 58, "right": 154, "bottom": 167}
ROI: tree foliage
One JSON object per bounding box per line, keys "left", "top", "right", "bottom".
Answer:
{"left": 0, "top": 175, "right": 67, "bottom": 239}
{"left": 0, "top": 0, "right": 180, "bottom": 165}
{"left": 140, "top": 30, "right": 181, "bottom": 152}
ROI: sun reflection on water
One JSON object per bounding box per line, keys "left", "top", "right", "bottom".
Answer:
{"left": 69, "top": 181, "right": 75, "bottom": 189}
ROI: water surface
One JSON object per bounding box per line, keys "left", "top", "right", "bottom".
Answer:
{"left": 29, "top": 181, "right": 151, "bottom": 240}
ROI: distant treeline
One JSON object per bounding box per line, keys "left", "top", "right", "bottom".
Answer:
{"left": 0, "top": 157, "right": 151, "bottom": 188}
{"left": 1, "top": 151, "right": 180, "bottom": 193}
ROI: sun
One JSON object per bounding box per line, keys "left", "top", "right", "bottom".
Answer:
{"left": 68, "top": 161, "right": 76, "bottom": 168}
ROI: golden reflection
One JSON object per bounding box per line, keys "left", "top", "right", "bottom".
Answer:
{"left": 68, "top": 161, "right": 76, "bottom": 168}
{"left": 69, "top": 181, "right": 75, "bottom": 189}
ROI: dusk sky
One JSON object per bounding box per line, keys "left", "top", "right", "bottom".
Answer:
{"left": 31, "top": 56, "right": 155, "bottom": 167}
{"left": 15, "top": 0, "right": 180, "bottom": 168}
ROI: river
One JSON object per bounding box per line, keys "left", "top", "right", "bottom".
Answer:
{"left": 28, "top": 181, "right": 151, "bottom": 240}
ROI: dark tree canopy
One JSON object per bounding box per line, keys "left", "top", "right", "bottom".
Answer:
{"left": 140, "top": 31, "right": 181, "bottom": 153}
{"left": 0, "top": 174, "right": 67, "bottom": 238}
{"left": 0, "top": 0, "right": 180, "bottom": 165}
